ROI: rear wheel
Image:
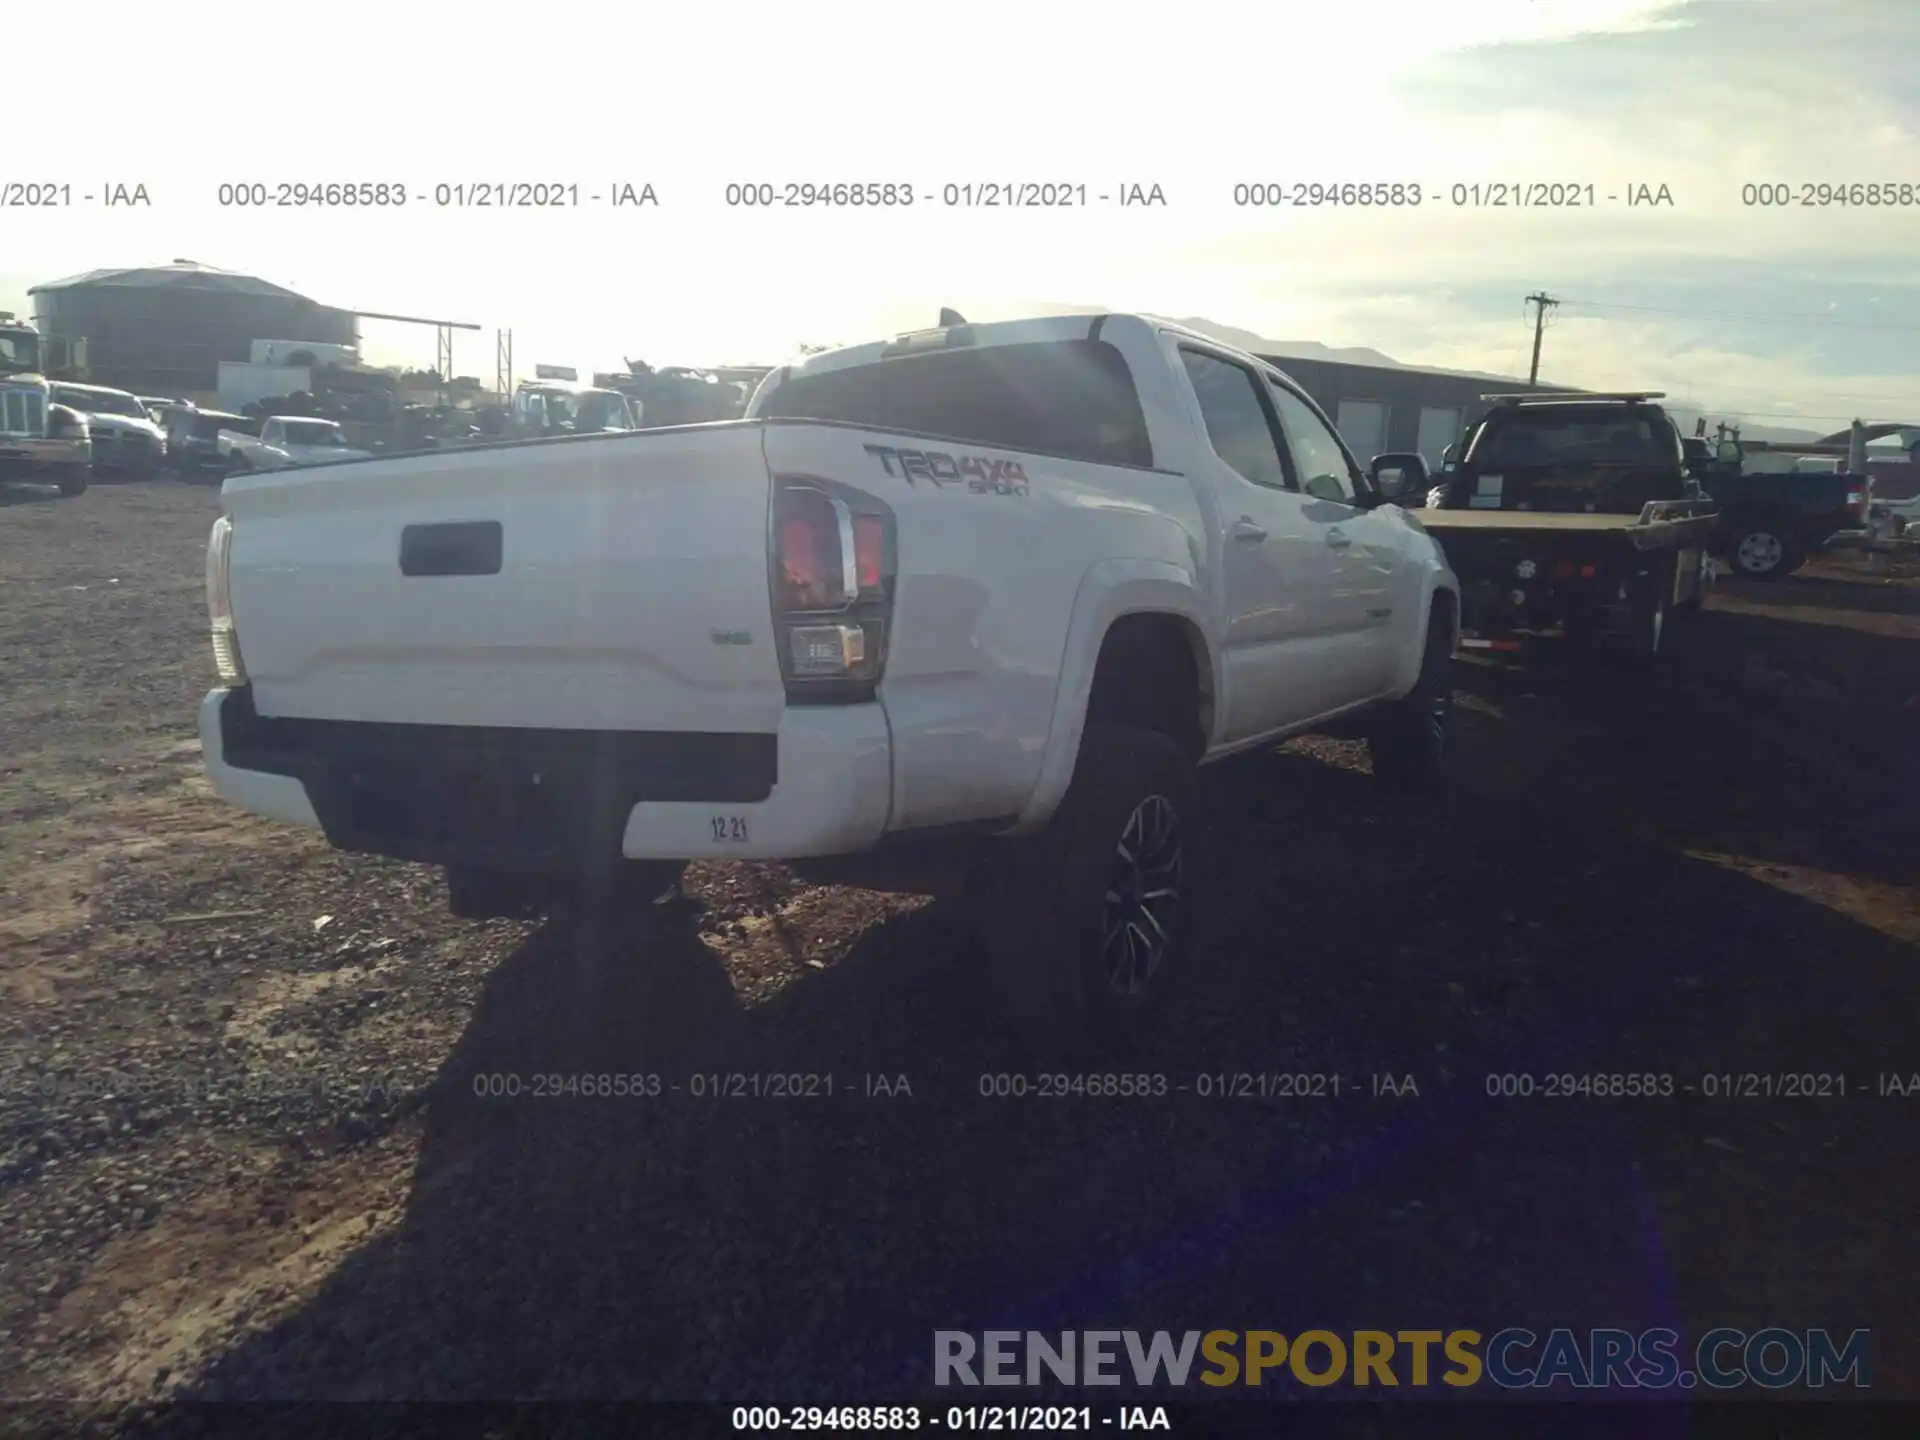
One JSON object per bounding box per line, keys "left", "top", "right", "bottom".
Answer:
{"left": 573, "top": 859, "right": 692, "bottom": 918}
{"left": 447, "top": 860, "right": 689, "bottom": 922}
{"left": 972, "top": 725, "right": 1197, "bottom": 1058}
{"left": 447, "top": 866, "right": 554, "bottom": 921}
{"left": 1728, "top": 518, "right": 1802, "bottom": 580}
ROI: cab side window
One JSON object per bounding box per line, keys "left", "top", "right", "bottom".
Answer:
{"left": 1179, "top": 349, "right": 1289, "bottom": 490}
{"left": 1267, "top": 380, "right": 1361, "bottom": 504}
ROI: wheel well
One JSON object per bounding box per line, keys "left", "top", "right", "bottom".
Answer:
{"left": 1085, "top": 613, "right": 1211, "bottom": 762}
{"left": 1722, "top": 507, "right": 1794, "bottom": 538}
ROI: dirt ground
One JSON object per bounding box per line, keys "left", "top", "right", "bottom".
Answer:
{"left": 2, "top": 480, "right": 1917, "bottom": 1413}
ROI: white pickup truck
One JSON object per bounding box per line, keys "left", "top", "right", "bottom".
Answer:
{"left": 200, "top": 313, "right": 1459, "bottom": 1051}
{"left": 219, "top": 414, "right": 373, "bottom": 472}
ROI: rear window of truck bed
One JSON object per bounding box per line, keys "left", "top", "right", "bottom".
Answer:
{"left": 757, "top": 338, "right": 1155, "bottom": 469}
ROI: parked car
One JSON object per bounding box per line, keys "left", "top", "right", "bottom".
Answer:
{"left": 166, "top": 408, "right": 254, "bottom": 482}
{"left": 49, "top": 382, "right": 167, "bottom": 481}
{"left": 1685, "top": 440, "right": 1874, "bottom": 579}
{"left": 0, "top": 374, "right": 90, "bottom": 495}
{"left": 198, "top": 311, "right": 1461, "bottom": 1052}
{"left": 219, "top": 414, "right": 373, "bottom": 472}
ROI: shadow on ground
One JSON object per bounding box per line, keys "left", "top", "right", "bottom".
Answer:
{"left": 184, "top": 647, "right": 1920, "bottom": 1401}
{"left": 0, "top": 483, "right": 67, "bottom": 508}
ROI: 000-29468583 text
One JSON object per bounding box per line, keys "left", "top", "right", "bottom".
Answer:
{"left": 215, "top": 181, "right": 409, "bottom": 207}
{"left": 1741, "top": 181, "right": 1920, "bottom": 207}
{"left": 1232, "top": 181, "right": 1423, "bottom": 207}
{"left": 724, "top": 182, "right": 917, "bottom": 207}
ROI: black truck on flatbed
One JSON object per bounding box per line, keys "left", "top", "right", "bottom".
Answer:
{"left": 1375, "top": 391, "right": 1717, "bottom": 659}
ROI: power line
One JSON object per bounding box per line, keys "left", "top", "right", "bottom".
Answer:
{"left": 1575, "top": 369, "right": 1920, "bottom": 407}
{"left": 1664, "top": 406, "right": 1905, "bottom": 426}
{"left": 1574, "top": 368, "right": 1919, "bottom": 412}
{"left": 1557, "top": 297, "right": 1920, "bottom": 332}
{"left": 1733, "top": 412, "right": 1914, "bottom": 426}
{"left": 1654, "top": 378, "right": 1920, "bottom": 407}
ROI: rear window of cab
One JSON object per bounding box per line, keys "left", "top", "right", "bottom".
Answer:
{"left": 758, "top": 338, "right": 1155, "bottom": 469}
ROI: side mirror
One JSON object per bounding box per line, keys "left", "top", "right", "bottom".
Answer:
{"left": 1368, "top": 452, "right": 1431, "bottom": 505}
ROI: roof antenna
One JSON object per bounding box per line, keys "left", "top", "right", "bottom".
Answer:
{"left": 938, "top": 307, "right": 967, "bottom": 328}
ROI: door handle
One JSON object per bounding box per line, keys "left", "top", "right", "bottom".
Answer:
{"left": 1231, "top": 518, "right": 1268, "bottom": 542}
{"left": 1325, "top": 527, "right": 1352, "bottom": 549}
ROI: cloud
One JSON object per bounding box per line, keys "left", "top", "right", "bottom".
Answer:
{"left": 1, "top": 0, "right": 1912, "bottom": 426}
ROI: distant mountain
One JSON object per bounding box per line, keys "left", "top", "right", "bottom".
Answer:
{"left": 1665, "top": 410, "right": 1825, "bottom": 446}
{"left": 1000, "top": 304, "right": 1407, "bottom": 368}
{"left": 1157, "top": 315, "right": 1576, "bottom": 385}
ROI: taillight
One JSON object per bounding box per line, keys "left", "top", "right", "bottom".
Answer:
{"left": 771, "top": 477, "right": 895, "bottom": 699}
{"left": 206, "top": 514, "right": 248, "bottom": 684}
{"left": 1847, "top": 484, "right": 1867, "bottom": 518}
{"left": 853, "top": 514, "right": 886, "bottom": 591}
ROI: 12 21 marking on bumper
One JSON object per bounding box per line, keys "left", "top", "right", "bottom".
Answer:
{"left": 863, "top": 443, "right": 1030, "bottom": 496}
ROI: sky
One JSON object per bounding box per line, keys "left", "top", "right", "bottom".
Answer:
{"left": 2, "top": 0, "right": 1916, "bottom": 431}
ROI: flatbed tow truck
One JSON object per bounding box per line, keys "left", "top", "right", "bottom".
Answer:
{"left": 1409, "top": 392, "right": 1719, "bottom": 660}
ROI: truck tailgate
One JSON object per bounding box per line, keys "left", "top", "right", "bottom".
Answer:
{"left": 222, "top": 424, "right": 785, "bottom": 733}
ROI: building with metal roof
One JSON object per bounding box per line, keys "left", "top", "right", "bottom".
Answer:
{"left": 1151, "top": 315, "right": 1579, "bottom": 467}
{"left": 29, "top": 260, "right": 357, "bottom": 397}
{"left": 1256, "top": 350, "right": 1579, "bottom": 468}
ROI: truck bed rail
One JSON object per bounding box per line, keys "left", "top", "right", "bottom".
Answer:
{"left": 1419, "top": 496, "right": 1718, "bottom": 545}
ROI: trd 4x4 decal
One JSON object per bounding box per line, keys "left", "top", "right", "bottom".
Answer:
{"left": 863, "top": 443, "right": 1031, "bottom": 496}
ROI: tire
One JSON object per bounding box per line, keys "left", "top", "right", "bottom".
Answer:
{"left": 56, "top": 465, "right": 88, "bottom": 497}
{"left": 448, "top": 859, "right": 690, "bottom": 922}
{"left": 971, "top": 725, "right": 1197, "bottom": 1058}
{"left": 447, "top": 866, "right": 553, "bottom": 921}
{"left": 1366, "top": 607, "right": 1455, "bottom": 791}
{"left": 1727, "top": 518, "right": 1802, "bottom": 580}
{"left": 573, "top": 859, "right": 691, "bottom": 917}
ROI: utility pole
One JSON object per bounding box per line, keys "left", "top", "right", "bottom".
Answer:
{"left": 1525, "top": 292, "right": 1559, "bottom": 385}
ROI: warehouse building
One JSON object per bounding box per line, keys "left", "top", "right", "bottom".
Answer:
{"left": 30, "top": 260, "right": 357, "bottom": 398}
{"left": 1256, "top": 350, "right": 1579, "bottom": 468}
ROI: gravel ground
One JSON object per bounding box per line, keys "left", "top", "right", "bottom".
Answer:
{"left": 2, "top": 480, "right": 1917, "bottom": 1413}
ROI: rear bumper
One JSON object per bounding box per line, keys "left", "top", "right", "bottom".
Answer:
{"left": 0, "top": 440, "right": 90, "bottom": 476}
{"left": 199, "top": 687, "right": 892, "bottom": 870}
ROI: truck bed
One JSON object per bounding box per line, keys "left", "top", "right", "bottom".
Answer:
{"left": 1418, "top": 499, "right": 1718, "bottom": 549}
{"left": 1420, "top": 510, "right": 1656, "bottom": 531}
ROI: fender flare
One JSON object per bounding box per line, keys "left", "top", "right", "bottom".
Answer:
{"left": 1010, "top": 558, "right": 1217, "bottom": 834}
{"left": 1386, "top": 570, "right": 1462, "bottom": 699}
